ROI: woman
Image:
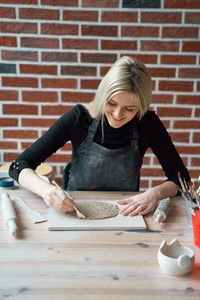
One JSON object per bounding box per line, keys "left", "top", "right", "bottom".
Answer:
{"left": 9, "top": 56, "right": 190, "bottom": 216}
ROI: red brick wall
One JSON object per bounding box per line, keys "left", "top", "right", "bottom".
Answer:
{"left": 0, "top": 0, "right": 200, "bottom": 188}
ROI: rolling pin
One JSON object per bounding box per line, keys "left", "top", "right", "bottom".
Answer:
{"left": 154, "top": 197, "right": 171, "bottom": 224}
{"left": 1, "top": 192, "right": 18, "bottom": 236}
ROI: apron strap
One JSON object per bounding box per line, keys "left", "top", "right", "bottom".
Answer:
{"left": 86, "top": 117, "right": 139, "bottom": 149}
{"left": 85, "top": 118, "right": 100, "bottom": 144}
{"left": 131, "top": 119, "right": 139, "bottom": 150}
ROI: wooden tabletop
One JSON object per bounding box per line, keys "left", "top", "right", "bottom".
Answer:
{"left": 0, "top": 189, "right": 199, "bottom": 300}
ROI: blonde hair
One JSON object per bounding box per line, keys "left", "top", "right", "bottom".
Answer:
{"left": 90, "top": 56, "right": 152, "bottom": 120}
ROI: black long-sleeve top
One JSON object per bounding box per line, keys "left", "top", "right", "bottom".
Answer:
{"left": 9, "top": 104, "right": 190, "bottom": 187}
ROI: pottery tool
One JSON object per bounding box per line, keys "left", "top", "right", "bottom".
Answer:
{"left": 1, "top": 192, "right": 18, "bottom": 236}
{"left": 12, "top": 195, "right": 47, "bottom": 223}
{"left": 197, "top": 176, "right": 200, "bottom": 195}
{"left": 178, "top": 172, "right": 193, "bottom": 204}
{"left": 154, "top": 197, "right": 170, "bottom": 224}
{"left": 178, "top": 173, "right": 200, "bottom": 217}
{"left": 52, "top": 180, "right": 86, "bottom": 219}
{"left": 178, "top": 172, "right": 187, "bottom": 193}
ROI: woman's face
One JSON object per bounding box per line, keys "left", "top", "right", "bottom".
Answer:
{"left": 105, "top": 92, "right": 140, "bottom": 128}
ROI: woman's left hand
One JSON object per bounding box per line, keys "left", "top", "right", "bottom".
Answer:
{"left": 118, "top": 192, "right": 159, "bottom": 216}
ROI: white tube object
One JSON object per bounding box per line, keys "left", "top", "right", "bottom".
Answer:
{"left": 1, "top": 192, "right": 18, "bottom": 236}
{"left": 154, "top": 198, "right": 171, "bottom": 224}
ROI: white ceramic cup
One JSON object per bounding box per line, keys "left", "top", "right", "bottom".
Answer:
{"left": 157, "top": 239, "right": 194, "bottom": 276}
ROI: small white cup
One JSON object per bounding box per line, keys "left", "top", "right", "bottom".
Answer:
{"left": 157, "top": 239, "right": 194, "bottom": 276}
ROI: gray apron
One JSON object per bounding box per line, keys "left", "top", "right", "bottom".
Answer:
{"left": 67, "top": 118, "right": 142, "bottom": 191}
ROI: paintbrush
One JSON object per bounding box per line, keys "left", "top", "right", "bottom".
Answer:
{"left": 178, "top": 172, "right": 194, "bottom": 206}
{"left": 178, "top": 172, "right": 186, "bottom": 192}
{"left": 52, "top": 180, "right": 86, "bottom": 219}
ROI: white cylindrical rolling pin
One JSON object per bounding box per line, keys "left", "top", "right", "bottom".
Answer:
{"left": 154, "top": 197, "right": 171, "bottom": 224}
{"left": 1, "top": 192, "right": 18, "bottom": 236}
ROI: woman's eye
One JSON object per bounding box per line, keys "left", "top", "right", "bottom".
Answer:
{"left": 108, "top": 101, "right": 116, "bottom": 106}
{"left": 125, "top": 108, "right": 134, "bottom": 112}
{"left": 107, "top": 101, "right": 138, "bottom": 112}
{"left": 125, "top": 107, "right": 139, "bottom": 112}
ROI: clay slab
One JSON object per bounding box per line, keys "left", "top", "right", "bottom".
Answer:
{"left": 48, "top": 200, "right": 146, "bottom": 231}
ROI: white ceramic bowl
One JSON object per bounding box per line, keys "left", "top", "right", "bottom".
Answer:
{"left": 157, "top": 239, "right": 194, "bottom": 276}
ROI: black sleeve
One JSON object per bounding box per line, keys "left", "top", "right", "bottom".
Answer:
{"left": 9, "top": 105, "right": 83, "bottom": 183}
{"left": 141, "top": 111, "right": 190, "bottom": 187}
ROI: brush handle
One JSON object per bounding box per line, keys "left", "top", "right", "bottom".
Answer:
{"left": 178, "top": 172, "right": 186, "bottom": 192}
{"left": 52, "top": 180, "right": 74, "bottom": 207}
{"left": 51, "top": 180, "right": 85, "bottom": 219}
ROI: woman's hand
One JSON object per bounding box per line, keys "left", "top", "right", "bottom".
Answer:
{"left": 18, "top": 169, "right": 75, "bottom": 213}
{"left": 118, "top": 192, "right": 158, "bottom": 216}
{"left": 118, "top": 181, "right": 178, "bottom": 216}
{"left": 42, "top": 184, "right": 75, "bottom": 212}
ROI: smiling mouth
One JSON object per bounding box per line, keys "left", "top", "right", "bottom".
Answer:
{"left": 110, "top": 114, "right": 123, "bottom": 122}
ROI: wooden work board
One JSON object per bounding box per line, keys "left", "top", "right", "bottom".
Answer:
{"left": 48, "top": 193, "right": 147, "bottom": 231}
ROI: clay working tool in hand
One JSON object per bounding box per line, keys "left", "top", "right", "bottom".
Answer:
{"left": 12, "top": 195, "right": 47, "bottom": 224}
{"left": 52, "top": 180, "right": 86, "bottom": 219}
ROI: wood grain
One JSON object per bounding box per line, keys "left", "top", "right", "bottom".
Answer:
{"left": 0, "top": 189, "right": 200, "bottom": 299}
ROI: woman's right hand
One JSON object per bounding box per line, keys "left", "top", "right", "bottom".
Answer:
{"left": 18, "top": 168, "right": 75, "bottom": 212}
{"left": 42, "top": 184, "right": 75, "bottom": 212}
